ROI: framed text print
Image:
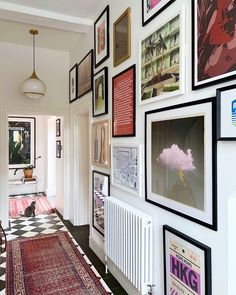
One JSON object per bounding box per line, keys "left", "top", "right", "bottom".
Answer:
{"left": 94, "top": 6, "right": 110, "bottom": 68}
{"left": 56, "top": 140, "right": 62, "bottom": 158}
{"left": 93, "top": 67, "right": 108, "bottom": 117}
{"left": 145, "top": 98, "right": 217, "bottom": 230}
{"left": 192, "top": 0, "right": 236, "bottom": 89}
{"left": 56, "top": 119, "right": 61, "bottom": 137}
{"left": 163, "top": 225, "right": 212, "bottom": 295}
{"left": 69, "top": 64, "right": 77, "bottom": 103}
{"left": 77, "top": 50, "right": 93, "bottom": 98}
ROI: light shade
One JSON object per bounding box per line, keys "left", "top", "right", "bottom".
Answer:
{"left": 21, "top": 72, "right": 46, "bottom": 99}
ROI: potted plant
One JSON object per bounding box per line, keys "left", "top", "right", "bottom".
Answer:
{"left": 23, "top": 164, "right": 34, "bottom": 178}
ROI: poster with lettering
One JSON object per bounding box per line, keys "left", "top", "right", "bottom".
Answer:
{"left": 112, "top": 65, "right": 136, "bottom": 137}
{"left": 163, "top": 225, "right": 212, "bottom": 295}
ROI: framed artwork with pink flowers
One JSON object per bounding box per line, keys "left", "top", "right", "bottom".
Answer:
{"left": 145, "top": 98, "right": 217, "bottom": 230}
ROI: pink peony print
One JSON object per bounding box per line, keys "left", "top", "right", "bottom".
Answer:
{"left": 149, "top": 0, "right": 161, "bottom": 10}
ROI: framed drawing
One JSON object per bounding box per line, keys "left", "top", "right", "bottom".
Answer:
{"left": 56, "top": 119, "right": 61, "bottom": 137}
{"left": 112, "top": 65, "right": 136, "bottom": 137}
{"left": 216, "top": 85, "right": 236, "bottom": 140}
{"left": 142, "top": 0, "right": 176, "bottom": 26}
{"left": 113, "top": 7, "right": 131, "bottom": 67}
{"left": 92, "top": 170, "right": 110, "bottom": 236}
{"left": 9, "top": 117, "right": 36, "bottom": 169}
{"left": 92, "top": 120, "right": 110, "bottom": 168}
{"left": 69, "top": 64, "right": 77, "bottom": 103}
{"left": 94, "top": 6, "right": 110, "bottom": 68}
{"left": 145, "top": 98, "right": 217, "bottom": 230}
{"left": 93, "top": 67, "right": 108, "bottom": 117}
{"left": 111, "top": 144, "right": 141, "bottom": 196}
{"left": 56, "top": 140, "right": 62, "bottom": 158}
{"left": 140, "top": 9, "right": 185, "bottom": 105}
{"left": 77, "top": 50, "right": 93, "bottom": 98}
{"left": 192, "top": 0, "right": 236, "bottom": 89}
{"left": 163, "top": 225, "right": 212, "bottom": 295}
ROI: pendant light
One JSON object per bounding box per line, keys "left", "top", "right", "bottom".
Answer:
{"left": 21, "top": 29, "right": 46, "bottom": 99}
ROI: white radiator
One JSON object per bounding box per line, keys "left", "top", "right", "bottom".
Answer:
{"left": 104, "top": 197, "right": 153, "bottom": 295}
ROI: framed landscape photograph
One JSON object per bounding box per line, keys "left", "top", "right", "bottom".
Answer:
{"left": 69, "top": 64, "right": 77, "bottom": 103}
{"left": 77, "top": 50, "right": 93, "bottom": 98}
{"left": 142, "top": 0, "right": 176, "bottom": 26}
{"left": 113, "top": 7, "right": 131, "bottom": 67}
{"left": 140, "top": 9, "right": 185, "bottom": 104}
{"left": 192, "top": 0, "right": 236, "bottom": 89}
{"left": 93, "top": 67, "right": 108, "bottom": 117}
{"left": 9, "top": 117, "right": 36, "bottom": 169}
{"left": 111, "top": 144, "right": 141, "bottom": 196}
{"left": 56, "top": 140, "right": 62, "bottom": 158}
{"left": 163, "top": 225, "right": 212, "bottom": 295}
{"left": 56, "top": 119, "right": 61, "bottom": 137}
{"left": 216, "top": 85, "right": 236, "bottom": 140}
{"left": 145, "top": 98, "right": 217, "bottom": 230}
{"left": 92, "top": 170, "right": 110, "bottom": 236}
{"left": 94, "top": 5, "right": 109, "bottom": 68}
{"left": 112, "top": 65, "right": 136, "bottom": 137}
{"left": 92, "top": 120, "right": 110, "bottom": 168}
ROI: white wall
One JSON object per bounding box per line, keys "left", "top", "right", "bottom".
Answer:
{"left": 56, "top": 116, "right": 64, "bottom": 215}
{"left": 69, "top": 0, "right": 236, "bottom": 294}
{"left": 47, "top": 116, "right": 56, "bottom": 197}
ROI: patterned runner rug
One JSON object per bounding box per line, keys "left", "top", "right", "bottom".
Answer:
{"left": 6, "top": 232, "right": 111, "bottom": 295}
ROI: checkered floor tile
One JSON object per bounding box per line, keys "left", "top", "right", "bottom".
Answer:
{"left": 0, "top": 213, "right": 112, "bottom": 294}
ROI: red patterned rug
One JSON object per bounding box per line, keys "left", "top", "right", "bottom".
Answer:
{"left": 6, "top": 232, "right": 111, "bottom": 295}
{"left": 9, "top": 194, "right": 55, "bottom": 218}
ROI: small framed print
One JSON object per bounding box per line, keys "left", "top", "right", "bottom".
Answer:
{"left": 113, "top": 7, "right": 131, "bottom": 67}
{"left": 142, "top": 0, "right": 176, "bottom": 26}
{"left": 163, "top": 225, "right": 212, "bottom": 295}
{"left": 92, "top": 170, "right": 110, "bottom": 236}
{"left": 56, "top": 140, "right": 62, "bottom": 158}
{"left": 94, "top": 6, "right": 110, "bottom": 68}
{"left": 216, "top": 85, "right": 236, "bottom": 140}
{"left": 56, "top": 119, "right": 61, "bottom": 137}
{"left": 93, "top": 67, "right": 108, "bottom": 117}
{"left": 69, "top": 64, "right": 77, "bottom": 103}
{"left": 77, "top": 50, "right": 93, "bottom": 98}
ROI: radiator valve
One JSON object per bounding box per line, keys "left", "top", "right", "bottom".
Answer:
{"left": 147, "top": 284, "right": 155, "bottom": 295}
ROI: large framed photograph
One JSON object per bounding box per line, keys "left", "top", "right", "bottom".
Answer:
{"left": 9, "top": 117, "right": 36, "bottom": 169}
{"left": 94, "top": 6, "right": 110, "bottom": 68}
{"left": 111, "top": 144, "right": 141, "bottom": 196}
{"left": 112, "top": 65, "right": 136, "bottom": 137}
{"left": 56, "top": 119, "right": 61, "bottom": 137}
{"left": 163, "top": 225, "right": 212, "bottom": 295}
{"left": 92, "top": 120, "right": 110, "bottom": 168}
{"left": 93, "top": 67, "right": 108, "bottom": 117}
{"left": 92, "top": 170, "right": 110, "bottom": 236}
{"left": 69, "top": 64, "right": 77, "bottom": 103}
{"left": 142, "top": 0, "right": 176, "bottom": 26}
{"left": 192, "top": 0, "right": 236, "bottom": 89}
{"left": 145, "top": 98, "right": 217, "bottom": 230}
{"left": 140, "top": 9, "right": 185, "bottom": 105}
{"left": 77, "top": 50, "right": 93, "bottom": 98}
{"left": 113, "top": 7, "right": 131, "bottom": 67}
{"left": 56, "top": 140, "right": 62, "bottom": 158}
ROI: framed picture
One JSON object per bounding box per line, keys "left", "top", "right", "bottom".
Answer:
{"left": 92, "top": 120, "right": 110, "bottom": 168}
{"left": 140, "top": 9, "right": 185, "bottom": 105}
{"left": 111, "top": 144, "right": 141, "bottom": 196}
{"left": 192, "top": 0, "right": 236, "bottom": 89}
{"left": 69, "top": 64, "right": 77, "bottom": 103}
{"left": 92, "top": 170, "right": 110, "bottom": 236}
{"left": 94, "top": 5, "right": 110, "bottom": 68}
{"left": 142, "top": 0, "right": 176, "bottom": 26}
{"left": 77, "top": 50, "right": 93, "bottom": 98}
{"left": 56, "top": 119, "right": 61, "bottom": 137}
{"left": 93, "top": 67, "right": 108, "bottom": 117}
{"left": 113, "top": 7, "right": 131, "bottom": 67}
{"left": 56, "top": 140, "right": 62, "bottom": 158}
{"left": 9, "top": 117, "right": 36, "bottom": 169}
{"left": 112, "top": 65, "right": 136, "bottom": 137}
{"left": 216, "top": 85, "right": 236, "bottom": 140}
{"left": 145, "top": 98, "right": 217, "bottom": 230}
{"left": 163, "top": 225, "right": 212, "bottom": 295}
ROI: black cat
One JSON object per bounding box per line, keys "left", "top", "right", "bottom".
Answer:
{"left": 24, "top": 201, "right": 36, "bottom": 217}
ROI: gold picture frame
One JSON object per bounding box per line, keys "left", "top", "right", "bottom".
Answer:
{"left": 113, "top": 7, "right": 131, "bottom": 67}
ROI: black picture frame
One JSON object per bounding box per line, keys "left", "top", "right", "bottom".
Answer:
{"left": 163, "top": 225, "right": 212, "bottom": 295}
{"left": 142, "top": 0, "right": 176, "bottom": 26}
{"left": 77, "top": 50, "right": 94, "bottom": 99}
{"left": 112, "top": 64, "right": 136, "bottom": 137}
{"left": 69, "top": 63, "right": 77, "bottom": 103}
{"left": 93, "top": 67, "right": 108, "bottom": 117}
{"left": 56, "top": 119, "right": 61, "bottom": 137}
{"left": 94, "top": 5, "right": 110, "bottom": 68}
{"left": 216, "top": 85, "right": 236, "bottom": 141}
{"left": 145, "top": 98, "right": 217, "bottom": 230}
{"left": 56, "top": 140, "right": 62, "bottom": 158}
{"left": 92, "top": 170, "right": 110, "bottom": 236}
